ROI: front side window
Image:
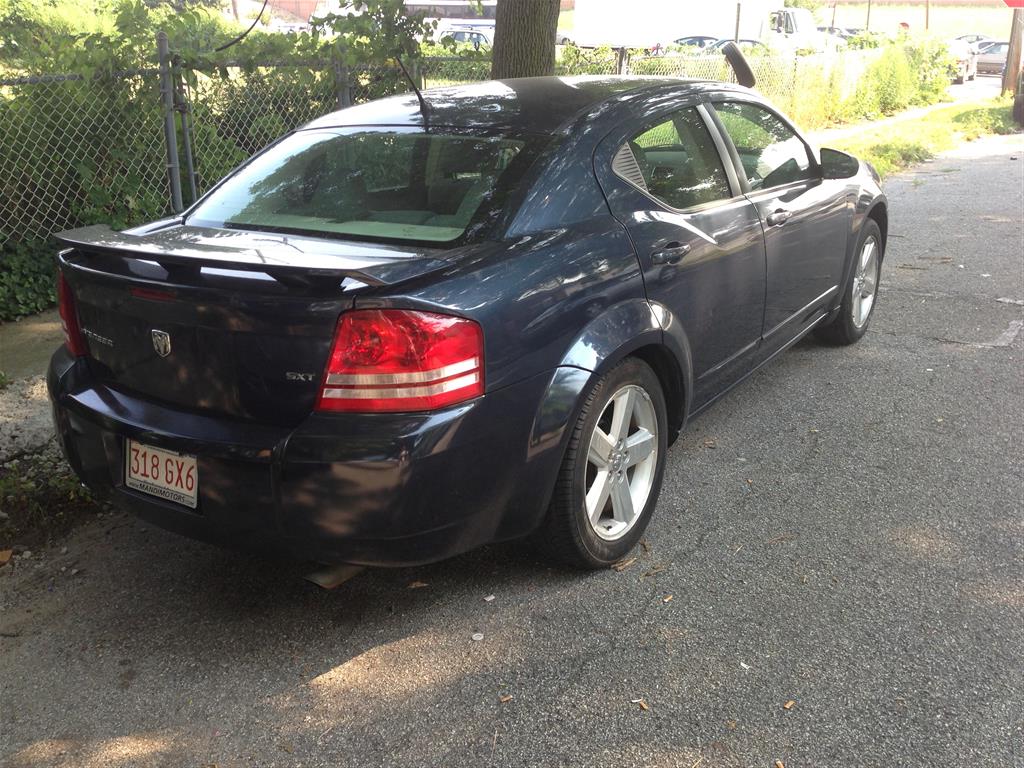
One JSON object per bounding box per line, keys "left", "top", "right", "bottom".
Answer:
{"left": 618, "top": 107, "right": 732, "bottom": 210}
{"left": 714, "top": 101, "right": 815, "bottom": 190}
{"left": 188, "top": 129, "right": 533, "bottom": 244}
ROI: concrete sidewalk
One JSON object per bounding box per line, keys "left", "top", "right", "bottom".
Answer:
{"left": 808, "top": 74, "right": 1003, "bottom": 146}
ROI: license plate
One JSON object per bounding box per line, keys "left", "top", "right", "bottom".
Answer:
{"left": 125, "top": 439, "right": 198, "bottom": 509}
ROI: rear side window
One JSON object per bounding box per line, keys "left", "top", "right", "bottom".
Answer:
{"left": 616, "top": 107, "right": 732, "bottom": 210}
{"left": 714, "top": 101, "right": 814, "bottom": 190}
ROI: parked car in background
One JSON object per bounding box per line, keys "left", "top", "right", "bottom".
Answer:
{"left": 956, "top": 33, "right": 993, "bottom": 50}
{"left": 948, "top": 38, "right": 978, "bottom": 83}
{"left": 674, "top": 35, "right": 719, "bottom": 50}
{"left": 705, "top": 38, "right": 768, "bottom": 55}
{"left": 977, "top": 41, "right": 1010, "bottom": 75}
{"left": 440, "top": 25, "right": 491, "bottom": 49}
{"left": 50, "top": 75, "right": 887, "bottom": 570}
{"left": 817, "top": 25, "right": 849, "bottom": 39}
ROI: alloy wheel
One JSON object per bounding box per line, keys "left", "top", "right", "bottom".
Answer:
{"left": 851, "top": 235, "right": 880, "bottom": 329}
{"left": 584, "top": 384, "right": 659, "bottom": 541}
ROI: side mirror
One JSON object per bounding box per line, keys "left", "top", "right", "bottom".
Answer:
{"left": 820, "top": 147, "right": 860, "bottom": 180}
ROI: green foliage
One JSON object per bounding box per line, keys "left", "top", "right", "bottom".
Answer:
{"left": 842, "top": 39, "right": 951, "bottom": 120}
{"left": 951, "top": 99, "right": 1019, "bottom": 139}
{"left": 783, "top": 0, "right": 823, "bottom": 13}
{"left": 420, "top": 43, "right": 491, "bottom": 86}
{"left": 557, "top": 44, "right": 620, "bottom": 75}
{"left": 905, "top": 37, "right": 956, "bottom": 105}
{"left": 310, "top": 0, "right": 436, "bottom": 67}
{"left": 0, "top": 241, "right": 56, "bottom": 321}
{"left": 845, "top": 32, "right": 885, "bottom": 50}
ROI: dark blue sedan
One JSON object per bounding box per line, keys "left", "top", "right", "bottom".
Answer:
{"left": 49, "top": 76, "right": 887, "bottom": 569}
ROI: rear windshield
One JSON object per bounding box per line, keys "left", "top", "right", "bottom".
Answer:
{"left": 188, "top": 128, "right": 541, "bottom": 245}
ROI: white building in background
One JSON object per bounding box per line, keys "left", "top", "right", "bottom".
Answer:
{"left": 571, "top": 0, "right": 819, "bottom": 50}
{"left": 308, "top": 0, "right": 496, "bottom": 33}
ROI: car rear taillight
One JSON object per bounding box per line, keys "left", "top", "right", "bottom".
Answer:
{"left": 316, "top": 309, "right": 484, "bottom": 413}
{"left": 58, "top": 272, "right": 87, "bottom": 357}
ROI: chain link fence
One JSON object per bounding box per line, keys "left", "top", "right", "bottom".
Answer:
{"left": 1, "top": 47, "right": 881, "bottom": 252}
{"left": 631, "top": 49, "right": 881, "bottom": 128}
{"left": 0, "top": 70, "right": 169, "bottom": 247}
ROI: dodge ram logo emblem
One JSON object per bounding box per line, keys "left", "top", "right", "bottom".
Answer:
{"left": 151, "top": 330, "right": 171, "bottom": 358}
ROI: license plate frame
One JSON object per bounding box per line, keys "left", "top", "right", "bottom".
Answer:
{"left": 124, "top": 439, "right": 199, "bottom": 509}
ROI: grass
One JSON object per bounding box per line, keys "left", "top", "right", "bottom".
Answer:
{"left": 830, "top": 98, "right": 1020, "bottom": 177}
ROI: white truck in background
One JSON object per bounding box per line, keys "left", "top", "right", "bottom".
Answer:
{"left": 767, "top": 7, "right": 829, "bottom": 51}
{"left": 569, "top": 0, "right": 827, "bottom": 52}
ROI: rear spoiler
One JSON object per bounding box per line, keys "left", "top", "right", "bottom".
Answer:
{"left": 721, "top": 41, "right": 757, "bottom": 89}
{"left": 56, "top": 224, "right": 450, "bottom": 288}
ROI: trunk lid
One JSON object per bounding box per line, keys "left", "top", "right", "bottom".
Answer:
{"left": 58, "top": 224, "right": 449, "bottom": 426}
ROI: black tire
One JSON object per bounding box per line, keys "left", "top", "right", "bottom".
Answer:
{"left": 534, "top": 357, "right": 668, "bottom": 569}
{"left": 816, "top": 219, "right": 884, "bottom": 346}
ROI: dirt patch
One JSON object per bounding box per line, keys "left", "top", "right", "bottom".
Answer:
{"left": 0, "top": 376, "right": 54, "bottom": 462}
{"left": 0, "top": 439, "right": 106, "bottom": 551}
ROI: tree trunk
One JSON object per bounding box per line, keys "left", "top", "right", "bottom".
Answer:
{"left": 491, "top": 0, "right": 560, "bottom": 80}
{"left": 1001, "top": 9, "right": 1023, "bottom": 97}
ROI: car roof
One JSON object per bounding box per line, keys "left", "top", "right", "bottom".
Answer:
{"left": 301, "top": 75, "right": 747, "bottom": 135}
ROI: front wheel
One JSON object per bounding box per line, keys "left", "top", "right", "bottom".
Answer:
{"left": 816, "top": 219, "right": 883, "bottom": 345}
{"left": 534, "top": 357, "right": 668, "bottom": 569}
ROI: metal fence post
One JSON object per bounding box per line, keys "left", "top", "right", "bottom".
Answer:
{"left": 174, "top": 67, "right": 199, "bottom": 204}
{"left": 334, "top": 59, "right": 352, "bottom": 108}
{"left": 616, "top": 47, "right": 627, "bottom": 75}
{"left": 157, "top": 31, "right": 184, "bottom": 213}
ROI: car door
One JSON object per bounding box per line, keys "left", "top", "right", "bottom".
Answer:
{"left": 594, "top": 101, "right": 767, "bottom": 407}
{"left": 709, "top": 99, "right": 851, "bottom": 342}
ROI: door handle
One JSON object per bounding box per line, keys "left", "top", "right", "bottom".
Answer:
{"left": 650, "top": 241, "right": 691, "bottom": 265}
{"left": 766, "top": 209, "right": 792, "bottom": 226}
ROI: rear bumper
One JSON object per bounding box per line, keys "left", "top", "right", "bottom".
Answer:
{"left": 48, "top": 348, "right": 560, "bottom": 566}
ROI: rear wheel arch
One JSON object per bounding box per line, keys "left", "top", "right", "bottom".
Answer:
{"left": 629, "top": 344, "right": 686, "bottom": 444}
{"left": 866, "top": 201, "right": 888, "bottom": 255}
{"left": 528, "top": 300, "right": 692, "bottom": 469}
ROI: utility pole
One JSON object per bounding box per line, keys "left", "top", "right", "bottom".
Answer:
{"left": 831, "top": 2, "right": 837, "bottom": 29}
{"left": 925, "top": 0, "right": 930, "bottom": 31}
{"left": 1002, "top": 9, "right": 1023, "bottom": 97}
{"left": 866, "top": 0, "right": 872, "bottom": 32}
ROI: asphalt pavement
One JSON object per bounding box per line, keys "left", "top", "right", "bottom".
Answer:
{"left": 1, "top": 133, "right": 1022, "bottom": 768}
